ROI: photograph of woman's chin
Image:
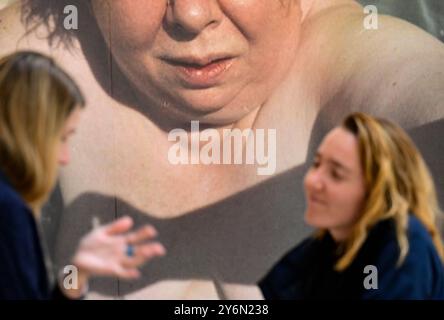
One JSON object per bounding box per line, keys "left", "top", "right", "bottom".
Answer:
{"left": 0, "top": 0, "right": 443, "bottom": 301}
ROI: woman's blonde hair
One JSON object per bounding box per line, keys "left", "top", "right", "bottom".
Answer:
{"left": 0, "top": 51, "right": 85, "bottom": 214}
{"left": 332, "top": 112, "right": 444, "bottom": 271}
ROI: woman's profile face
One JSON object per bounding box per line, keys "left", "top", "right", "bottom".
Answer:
{"left": 57, "top": 107, "right": 82, "bottom": 166}
{"left": 91, "top": 0, "right": 303, "bottom": 124}
{"left": 304, "top": 127, "right": 367, "bottom": 241}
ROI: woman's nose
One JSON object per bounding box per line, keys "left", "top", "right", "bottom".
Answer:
{"left": 58, "top": 146, "right": 70, "bottom": 166}
{"left": 305, "top": 169, "right": 325, "bottom": 192}
{"left": 165, "top": 0, "right": 222, "bottom": 36}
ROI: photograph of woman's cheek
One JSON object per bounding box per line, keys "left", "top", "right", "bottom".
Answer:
{"left": 0, "top": 0, "right": 443, "bottom": 301}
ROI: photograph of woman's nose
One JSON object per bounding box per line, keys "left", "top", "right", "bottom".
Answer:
{"left": 165, "top": 0, "right": 222, "bottom": 36}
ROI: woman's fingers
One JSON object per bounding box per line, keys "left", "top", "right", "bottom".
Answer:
{"left": 82, "top": 218, "right": 167, "bottom": 280}
{"left": 140, "top": 242, "right": 166, "bottom": 258}
{"left": 121, "top": 242, "right": 166, "bottom": 269}
{"left": 126, "top": 225, "right": 158, "bottom": 244}
{"left": 112, "top": 265, "right": 141, "bottom": 279}
{"left": 104, "top": 216, "right": 133, "bottom": 235}
{"left": 110, "top": 243, "right": 166, "bottom": 278}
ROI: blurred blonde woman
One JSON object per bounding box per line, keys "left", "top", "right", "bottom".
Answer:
{"left": 0, "top": 51, "right": 165, "bottom": 300}
{"left": 260, "top": 112, "right": 444, "bottom": 299}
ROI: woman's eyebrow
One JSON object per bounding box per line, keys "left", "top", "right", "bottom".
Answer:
{"left": 328, "top": 158, "right": 352, "bottom": 174}
{"left": 316, "top": 153, "right": 351, "bottom": 174}
{"left": 315, "top": 152, "right": 350, "bottom": 172}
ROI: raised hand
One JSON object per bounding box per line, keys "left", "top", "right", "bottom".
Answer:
{"left": 63, "top": 216, "right": 165, "bottom": 298}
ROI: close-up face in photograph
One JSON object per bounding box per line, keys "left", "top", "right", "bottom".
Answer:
{"left": 1, "top": 0, "right": 444, "bottom": 304}
{"left": 91, "top": 0, "right": 303, "bottom": 124}
{"left": 304, "top": 127, "right": 367, "bottom": 241}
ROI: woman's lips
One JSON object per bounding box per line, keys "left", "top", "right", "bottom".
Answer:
{"left": 308, "top": 195, "right": 327, "bottom": 206}
{"left": 164, "top": 57, "right": 234, "bottom": 89}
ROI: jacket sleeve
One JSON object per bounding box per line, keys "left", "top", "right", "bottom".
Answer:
{"left": 0, "top": 197, "right": 50, "bottom": 300}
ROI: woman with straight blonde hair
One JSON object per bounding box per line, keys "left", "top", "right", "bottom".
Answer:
{"left": 0, "top": 51, "right": 165, "bottom": 300}
{"left": 260, "top": 112, "right": 444, "bottom": 299}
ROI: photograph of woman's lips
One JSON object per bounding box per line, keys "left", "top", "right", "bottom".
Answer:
{"left": 160, "top": 54, "right": 236, "bottom": 89}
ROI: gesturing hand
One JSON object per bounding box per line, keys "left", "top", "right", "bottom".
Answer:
{"left": 71, "top": 216, "right": 166, "bottom": 281}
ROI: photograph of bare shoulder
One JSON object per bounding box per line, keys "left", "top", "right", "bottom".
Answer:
{"left": 0, "top": 0, "right": 443, "bottom": 300}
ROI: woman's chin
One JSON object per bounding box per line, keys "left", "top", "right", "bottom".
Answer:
{"left": 304, "top": 210, "right": 326, "bottom": 229}
{"left": 174, "top": 87, "right": 233, "bottom": 110}
{"left": 165, "top": 98, "right": 253, "bottom": 125}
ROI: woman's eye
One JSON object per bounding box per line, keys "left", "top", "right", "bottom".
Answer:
{"left": 311, "top": 160, "right": 320, "bottom": 168}
{"left": 331, "top": 170, "right": 343, "bottom": 181}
